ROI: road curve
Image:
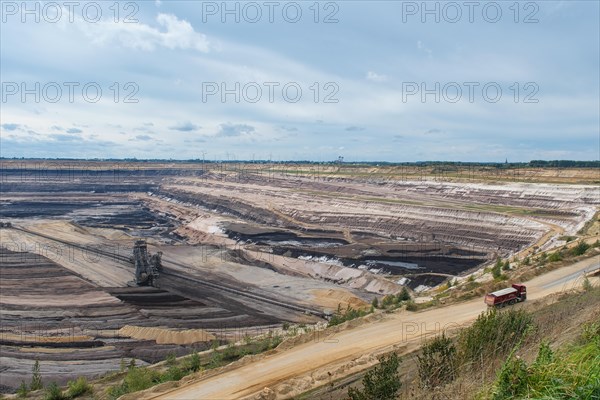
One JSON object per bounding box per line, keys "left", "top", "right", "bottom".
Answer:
{"left": 149, "top": 255, "right": 599, "bottom": 400}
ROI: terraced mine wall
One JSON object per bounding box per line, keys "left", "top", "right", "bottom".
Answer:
{"left": 0, "top": 247, "right": 289, "bottom": 391}
{"left": 1, "top": 161, "right": 597, "bottom": 391}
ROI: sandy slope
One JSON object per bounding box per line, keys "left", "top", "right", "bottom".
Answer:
{"left": 149, "top": 256, "right": 599, "bottom": 400}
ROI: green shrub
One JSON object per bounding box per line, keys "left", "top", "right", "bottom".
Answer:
{"left": 405, "top": 301, "right": 418, "bottom": 311}
{"left": 208, "top": 349, "right": 223, "bottom": 368}
{"left": 459, "top": 308, "right": 533, "bottom": 365}
{"left": 16, "top": 381, "right": 28, "bottom": 398}
{"left": 371, "top": 297, "right": 379, "bottom": 309}
{"left": 165, "top": 352, "right": 177, "bottom": 367}
{"left": 119, "top": 358, "right": 127, "bottom": 372}
{"left": 532, "top": 341, "right": 553, "bottom": 368}
{"left": 581, "top": 321, "right": 600, "bottom": 343}
{"left": 30, "top": 360, "right": 43, "bottom": 391}
{"left": 417, "top": 334, "right": 457, "bottom": 388}
{"left": 397, "top": 287, "right": 411, "bottom": 302}
{"left": 492, "top": 258, "right": 503, "bottom": 279}
{"left": 163, "top": 364, "right": 185, "bottom": 381}
{"left": 548, "top": 251, "right": 562, "bottom": 262}
{"left": 381, "top": 295, "right": 395, "bottom": 308}
{"left": 108, "top": 366, "right": 162, "bottom": 399}
{"left": 571, "top": 241, "right": 590, "bottom": 256}
{"left": 123, "top": 367, "right": 160, "bottom": 392}
{"left": 107, "top": 336, "right": 285, "bottom": 399}
{"left": 489, "top": 322, "right": 600, "bottom": 400}
{"left": 222, "top": 343, "right": 238, "bottom": 361}
{"left": 43, "top": 382, "right": 65, "bottom": 400}
{"left": 493, "top": 354, "right": 528, "bottom": 400}
{"left": 186, "top": 350, "right": 201, "bottom": 372}
{"left": 348, "top": 353, "right": 401, "bottom": 400}
{"left": 66, "top": 377, "right": 92, "bottom": 398}
{"left": 558, "top": 235, "right": 576, "bottom": 242}
{"left": 328, "top": 305, "right": 371, "bottom": 327}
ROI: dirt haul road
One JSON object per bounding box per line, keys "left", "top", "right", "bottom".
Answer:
{"left": 147, "top": 256, "right": 599, "bottom": 400}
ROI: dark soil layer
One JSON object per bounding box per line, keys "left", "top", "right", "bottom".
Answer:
{"left": 0, "top": 248, "right": 279, "bottom": 391}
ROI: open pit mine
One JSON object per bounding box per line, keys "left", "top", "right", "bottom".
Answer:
{"left": 0, "top": 160, "right": 598, "bottom": 391}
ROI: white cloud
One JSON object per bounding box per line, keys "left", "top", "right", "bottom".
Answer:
{"left": 215, "top": 123, "right": 255, "bottom": 137}
{"left": 417, "top": 40, "right": 433, "bottom": 58}
{"left": 366, "top": 71, "right": 387, "bottom": 82}
{"left": 78, "top": 13, "right": 210, "bottom": 52}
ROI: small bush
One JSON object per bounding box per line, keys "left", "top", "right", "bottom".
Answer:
{"left": 17, "top": 381, "right": 28, "bottom": 398}
{"left": 348, "top": 353, "right": 401, "bottom": 400}
{"left": 282, "top": 322, "right": 290, "bottom": 330}
{"left": 492, "top": 258, "right": 503, "bottom": 279}
{"left": 43, "top": 382, "right": 65, "bottom": 400}
{"left": 405, "top": 300, "right": 418, "bottom": 311}
{"left": 532, "top": 341, "right": 553, "bottom": 368}
{"left": 124, "top": 367, "right": 161, "bottom": 392}
{"left": 548, "top": 251, "right": 562, "bottom": 262}
{"left": 397, "top": 287, "right": 411, "bottom": 302}
{"left": 66, "top": 377, "right": 92, "bottom": 398}
{"left": 165, "top": 352, "right": 177, "bottom": 367}
{"left": 371, "top": 297, "right": 379, "bottom": 309}
{"left": 581, "top": 321, "right": 600, "bottom": 343}
{"left": 208, "top": 350, "right": 223, "bottom": 368}
{"left": 222, "top": 343, "right": 238, "bottom": 362}
{"left": 163, "top": 364, "right": 185, "bottom": 381}
{"left": 108, "top": 366, "right": 162, "bottom": 399}
{"left": 459, "top": 308, "right": 534, "bottom": 365}
{"left": 328, "top": 305, "right": 371, "bottom": 327}
{"left": 186, "top": 350, "right": 201, "bottom": 372}
{"left": 558, "top": 235, "right": 576, "bottom": 242}
{"left": 417, "top": 334, "right": 457, "bottom": 388}
{"left": 571, "top": 241, "right": 590, "bottom": 256}
{"left": 381, "top": 295, "right": 395, "bottom": 308}
{"left": 30, "top": 360, "right": 43, "bottom": 391}
{"left": 119, "top": 358, "right": 127, "bottom": 372}
{"left": 493, "top": 355, "right": 528, "bottom": 400}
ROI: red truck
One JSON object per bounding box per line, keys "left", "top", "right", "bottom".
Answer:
{"left": 485, "top": 284, "right": 527, "bottom": 307}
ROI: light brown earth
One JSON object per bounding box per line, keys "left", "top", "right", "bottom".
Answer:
{"left": 118, "top": 326, "right": 215, "bottom": 345}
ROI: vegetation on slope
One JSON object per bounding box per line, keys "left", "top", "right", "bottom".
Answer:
{"left": 338, "top": 283, "right": 599, "bottom": 400}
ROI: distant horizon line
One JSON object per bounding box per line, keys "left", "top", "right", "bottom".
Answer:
{"left": 0, "top": 158, "right": 598, "bottom": 166}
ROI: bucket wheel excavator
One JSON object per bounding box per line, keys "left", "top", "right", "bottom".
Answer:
{"left": 128, "top": 240, "right": 162, "bottom": 288}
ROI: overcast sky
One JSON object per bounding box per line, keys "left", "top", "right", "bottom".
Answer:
{"left": 1, "top": 0, "right": 598, "bottom": 161}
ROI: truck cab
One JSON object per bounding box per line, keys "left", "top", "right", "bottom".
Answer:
{"left": 511, "top": 284, "right": 527, "bottom": 301}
